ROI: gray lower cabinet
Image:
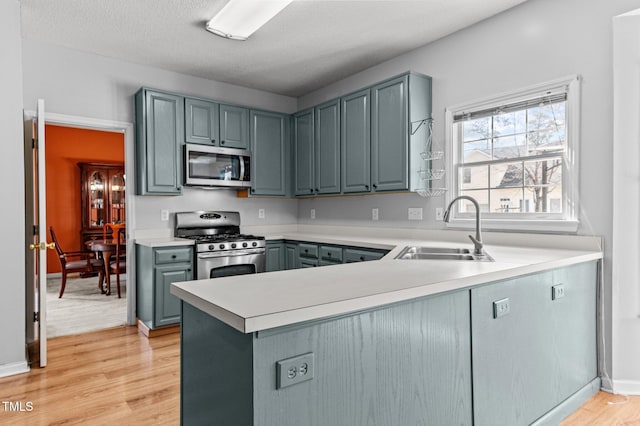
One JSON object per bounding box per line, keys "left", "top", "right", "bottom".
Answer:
{"left": 135, "top": 88, "right": 184, "bottom": 195}
{"left": 343, "top": 247, "right": 387, "bottom": 262}
{"left": 284, "top": 243, "right": 298, "bottom": 270}
{"left": 297, "top": 242, "right": 318, "bottom": 268}
{"left": 250, "top": 110, "right": 290, "bottom": 196}
{"left": 136, "top": 244, "right": 193, "bottom": 329}
{"left": 471, "top": 261, "right": 598, "bottom": 425}
{"left": 185, "top": 97, "right": 219, "bottom": 146}
{"left": 181, "top": 289, "right": 472, "bottom": 425}
{"left": 219, "top": 104, "right": 250, "bottom": 149}
{"left": 265, "top": 241, "right": 285, "bottom": 272}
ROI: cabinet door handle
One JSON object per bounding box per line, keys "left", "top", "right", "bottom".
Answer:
{"left": 221, "top": 140, "right": 226, "bottom": 145}
{"left": 359, "top": 256, "right": 365, "bottom": 261}
{"left": 211, "top": 139, "right": 216, "bottom": 144}
{"left": 310, "top": 189, "right": 313, "bottom": 193}
{"left": 372, "top": 184, "right": 377, "bottom": 189}
{"left": 314, "top": 188, "right": 319, "bottom": 192}
{"left": 365, "top": 185, "right": 369, "bottom": 190}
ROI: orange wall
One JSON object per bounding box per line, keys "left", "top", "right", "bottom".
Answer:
{"left": 45, "top": 124, "right": 124, "bottom": 273}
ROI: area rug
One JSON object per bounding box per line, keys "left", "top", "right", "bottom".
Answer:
{"left": 46, "top": 276, "right": 127, "bottom": 338}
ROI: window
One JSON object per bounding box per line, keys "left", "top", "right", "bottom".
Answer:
{"left": 446, "top": 76, "right": 580, "bottom": 232}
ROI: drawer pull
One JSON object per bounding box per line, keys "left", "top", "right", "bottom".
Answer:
{"left": 171, "top": 255, "right": 177, "bottom": 259}
{"left": 359, "top": 256, "right": 365, "bottom": 261}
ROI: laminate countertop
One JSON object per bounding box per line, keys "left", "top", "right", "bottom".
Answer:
{"left": 170, "top": 229, "right": 603, "bottom": 334}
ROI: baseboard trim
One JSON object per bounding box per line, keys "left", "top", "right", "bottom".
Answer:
{"left": 532, "top": 377, "right": 601, "bottom": 425}
{"left": 137, "top": 319, "right": 179, "bottom": 338}
{"left": 612, "top": 379, "right": 640, "bottom": 395}
{"left": 0, "top": 361, "right": 30, "bottom": 378}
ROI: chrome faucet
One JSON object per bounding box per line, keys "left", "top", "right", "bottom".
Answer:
{"left": 443, "top": 195, "right": 485, "bottom": 256}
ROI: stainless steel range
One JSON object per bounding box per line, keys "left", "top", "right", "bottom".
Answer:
{"left": 174, "top": 211, "right": 266, "bottom": 280}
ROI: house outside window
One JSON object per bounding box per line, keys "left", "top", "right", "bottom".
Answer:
{"left": 445, "top": 76, "right": 580, "bottom": 232}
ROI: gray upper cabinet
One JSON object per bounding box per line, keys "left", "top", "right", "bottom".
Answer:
{"left": 135, "top": 88, "right": 184, "bottom": 195}
{"left": 341, "top": 88, "right": 371, "bottom": 193}
{"left": 315, "top": 99, "right": 341, "bottom": 195}
{"left": 220, "top": 104, "right": 250, "bottom": 149}
{"left": 294, "top": 109, "right": 315, "bottom": 196}
{"left": 250, "top": 110, "right": 290, "bottom": 196}
{"left": 372, "top": 75, "right": 409, "bottom": 192}
{"left": 185, "top": 97, "right": 219, "bottom": 146}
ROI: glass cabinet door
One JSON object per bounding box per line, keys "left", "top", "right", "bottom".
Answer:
{"left": 110, "top": 171, "right": 126, "bottom": 224}
{"left": 89, "top": 170, "right": 107, "bottom": 227}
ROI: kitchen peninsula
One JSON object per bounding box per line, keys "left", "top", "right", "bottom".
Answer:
{"left": 171, "top": 228, "right": 602, "bottom": 425}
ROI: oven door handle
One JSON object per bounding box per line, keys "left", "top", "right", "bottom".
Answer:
{"left": 197, "top": 249, "right": 264, "bottom": 259}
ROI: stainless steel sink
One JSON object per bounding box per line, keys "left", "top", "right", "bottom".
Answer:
{"left": 395, "top": 246, "right": 493, "bottom": 262}
{"left": 401, "top": 246, "right": 471, "bottom": 255}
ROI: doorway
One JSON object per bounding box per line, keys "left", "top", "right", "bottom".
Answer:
{"left": 45, "top": 124, "right": 126, "bottom": 337}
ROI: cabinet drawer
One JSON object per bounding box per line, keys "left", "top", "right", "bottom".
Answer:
{"left": 298, "top": 243, "right": 318, "bottom": 258}
{"left": 344, "top": 248, "right": 386, "bottom": 263}
{"left": 320, "top": 245, "right": 343, "bottom": 262}
{"left": 154, "top": 247, "right": 193, "bottom": 265}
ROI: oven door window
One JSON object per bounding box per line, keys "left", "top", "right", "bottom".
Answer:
{"left": 210, "top": 264, "right": 256, "bottom": 278}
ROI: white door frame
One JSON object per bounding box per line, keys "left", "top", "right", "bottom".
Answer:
{"left": 25, "top": 110, "right": 137, "bottom": 325}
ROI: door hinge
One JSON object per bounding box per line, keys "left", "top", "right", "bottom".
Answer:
{"left": 33, "top": 312, "right": 40, "bottom": 322}
{"left": 33, "top": 225, "right": 39, "bottom": 235}
{"left": 32, "top": 138, "right": 37, "bottom": 149}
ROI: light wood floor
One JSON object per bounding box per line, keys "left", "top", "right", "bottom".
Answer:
{"left": 0, "top": 325, "right": 638, "bottom": 425}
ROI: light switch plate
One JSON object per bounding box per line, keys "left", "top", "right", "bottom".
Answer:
{"left": 372, "top": 208, "right": 379, "bottom": 221}
{"left": 258, "top": 208, "right": 265, "bottom": 219}
{"left": 276, "top": 353, "right": 314, "bottom": 389}
{"left": 493, "top": 298, "right": 510, "bottom": 318}
{"left": 160, "top": 210, "right": 169, "bottom": 221}
{"left": 310, "top": 208, "right": 316, "bottom": 219}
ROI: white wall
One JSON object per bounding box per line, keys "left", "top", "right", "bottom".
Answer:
{"left": 612, "top": 10, "right": 640, "bottom": 394}
{"left": 298, "top": 0, "right": 640, "bottom": 388}
{"left": 0, "top": 0, "right": 28, "bottom": 376}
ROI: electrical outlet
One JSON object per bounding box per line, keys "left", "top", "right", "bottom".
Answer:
{"left": 493, "top": 298, "right": 510, "bottom": 318}
{"left": 310, "top": 208, "right": 316, "bottom": 219}
{"left": 276, "top": 353, "right": 314, "bottom": 389}
{"left": 160, "top": 210, "right": 169, "bottom": 221}
{"left": 552, "top": 284, "right": 565, "bottom": 300}
{"left": 258, "top": 208, "right": 265, "bottom": 219}
{"left": 372, "top": 208, "right": 379, "bottom": 221}
{"left": 408, "top": 207, "right": 423, "bottom": 220}
{"left": 435, "top": 208, "right": 444, "bottom": 221}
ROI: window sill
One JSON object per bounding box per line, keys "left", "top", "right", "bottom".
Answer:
{"left": 445, "top": 218, "right": 579, "bottom": 234}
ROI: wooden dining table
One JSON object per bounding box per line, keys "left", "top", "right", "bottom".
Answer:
{"left": 86, "top": 239, "right": 118, "bottom": 296}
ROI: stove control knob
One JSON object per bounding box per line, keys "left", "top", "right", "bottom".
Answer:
{"left": 219, "top": 244, "right": 225, "bottom": 250}
{"left": 242, "top": 242, "right": 248, "bottom": 248}
{"left": 252, "top": 242, "right": 258, "bottom": 247}
{"left": 208, "top": 244, "right": 215, "bottom": 251}
{"left": 231, "top": 243, "right": 237, "bottom": 249}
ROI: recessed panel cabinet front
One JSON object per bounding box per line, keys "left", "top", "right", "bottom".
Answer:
{"left": 293, "top": 109, "right": 315, "bottom": 196}
{"left": 135, "top": 89, "right": 184, "bottom": 195}
{"left": 315, "top": 99, "right": 341, "bottom": 194}
{"left": 251, "top": 110, "right": 289, "bottom": 196}
{"left": 372, "top": 75, "right": 409, "bottom": 191}
{"left": 185, "top": 97, "right": 219, "bottom": 146}
{"left": 219, "top": 104, "right": 250, "bottom": 149}
{"left": 341, "top": 89, "right": 371, "bottom": 193}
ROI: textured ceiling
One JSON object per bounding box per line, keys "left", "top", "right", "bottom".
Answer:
{"left": 20, "top": 0, "right": 528, "bottom": 97}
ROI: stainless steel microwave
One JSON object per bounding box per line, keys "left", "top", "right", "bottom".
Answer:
{"left": 184, "top": 144, "right": 251, "bottom": 188}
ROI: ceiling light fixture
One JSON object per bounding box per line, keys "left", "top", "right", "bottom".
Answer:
{"left": 205, "top": 0, "right": 293, "bottom": 41}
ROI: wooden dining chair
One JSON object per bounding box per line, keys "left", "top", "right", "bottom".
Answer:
{"left": 49, "top": 226, "right": 105, "bottom": 298}
{"left": 103, "top": 222, "right": 126, "bottom": 243}
{"left": 107, "top": 226, "right": 126, "bottom": 298}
